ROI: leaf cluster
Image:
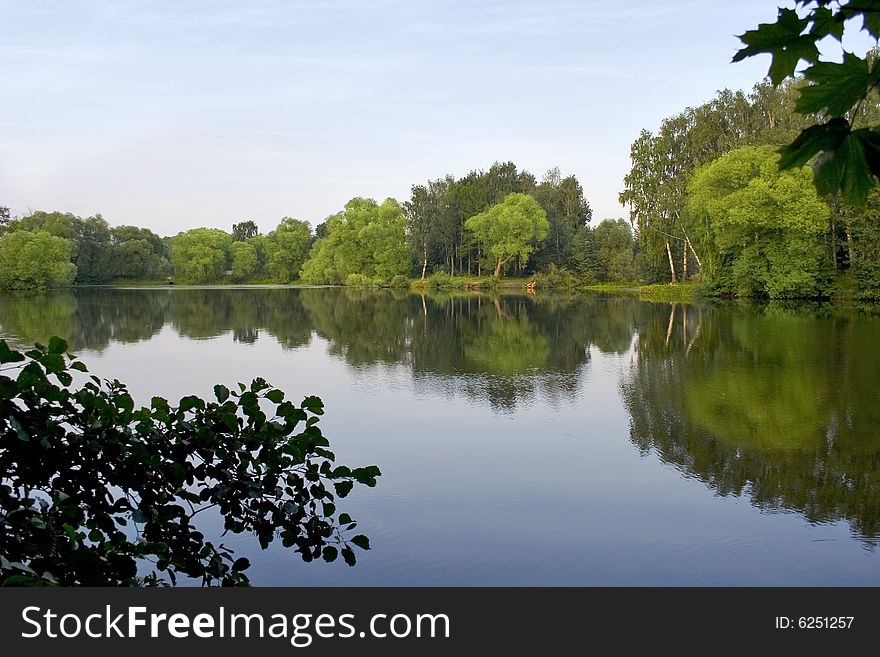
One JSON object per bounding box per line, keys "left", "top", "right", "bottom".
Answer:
{"left": 734, "top": 2, "right": 880, "bottom": 205}
{"left": 0, "top": 338, "right": 379, "bottom": 586}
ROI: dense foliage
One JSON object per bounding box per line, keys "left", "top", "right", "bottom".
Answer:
{"left": 300, "top": 198, "right": 409, "bottom": 285}
{"left": 621, "top": 56, "right": 880, "bottom": 298}
{"left": 0, "top": 337, "right": 379, "bottom": 586}
{"left": 0, "top": 230, "right": 76, "bottom": 290}
{"left": 688, "top": 146, "right": 830, "bottom": 298}
{"left": 734, "top": 1, "right": 880, "bottom": 207}
{"left": 405, "top": 162, "right": 591, "bottom": 278}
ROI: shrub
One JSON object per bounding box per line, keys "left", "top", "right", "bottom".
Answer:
{"left": 345, "top": 273, "right": 376, "bottom": 287}
{"left": 426, "top": 271, "right": 453, "bottom": 289}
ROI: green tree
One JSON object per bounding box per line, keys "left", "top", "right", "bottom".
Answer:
{"left": 465, "top": 193, "right": 549, "bottom": 277}
{"left": 734, "top": 2, "right": 880, "bottom": 206}
{"left": 0, "top": 337, "right": 379, "bottom": 585}
{"left": 232, "top": 220, "right": 259, "bottom": 241}
{"left": 687, "top": 145, "right": 830, "bottom": 298}
{"left": 591, "top": 219, "right": 637, "bottom": 282}
{"left": 300, "top": 198, "right": 409, "bottom": 284}
{"left": 230, "top": 241, "right": 258, "bottom": 281}
{"left": 532, "top": 168, "right": 592, "bottom": 270}
{"left": 105, "top": 226, "right": 170, "bottom": 280}
{"left": 169, "top": 228, "right": 232, "bottom": 283}
{"left": 0, "top": 230, "right": 76, "bottom": 290}
{"left": 266, "top": 218, "right": 311, "bottom": 283}
{"left": 12, "top": 211, "right": 113, "bottom": 284}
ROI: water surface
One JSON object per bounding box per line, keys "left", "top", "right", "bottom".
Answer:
{"left": 2, "top": 287, "right": 878, "bottom": 585}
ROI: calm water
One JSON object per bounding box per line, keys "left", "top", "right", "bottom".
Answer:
{"left": 2, "top": 287, "right": 879, "bottom": 585}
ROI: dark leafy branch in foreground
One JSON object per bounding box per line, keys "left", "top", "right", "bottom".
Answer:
{"left": 734, "top": 1, "right": 880, "bottom": 206}
{"left": 0, "top": 337, "right": 379, "bottom": 586}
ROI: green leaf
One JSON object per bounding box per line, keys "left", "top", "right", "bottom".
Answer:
{"left": 313, "top": 447, "right": 335, "bottom": 460}
{"left": 239, "top": 391, "right": 258, "bottom": 408}
{"left": 814, "top": 150, "right": 843, "bottom": 197}
{"left": 265, "top": 389, "right": 284, "bottom": 404}
{"left": 39, "top": 353, "right": 64, "bottom": 374}
{"left": 47, "top": 336, "right": 68, "bottom": 354}
{"left": 838, "top": 133, "right": 875, "bottom": 207}
{"left": 341, "top": 545, "right": 356, "bottom": 567}
{"left": 232, "top": 557, "right": 251, "bottom": 571}
{"left": 339, "top": 513, "right": 353, "bottom": 525}
{"left": 733, "top": 8, "right": 819, "bottom": 84}
{"left": 69, "top": 361, "right": 88, "bottom": 372}
{"left": 864, "top": 12, "right": 880, "bottom": 39}
{"left": 777, "top": 119, "right": 850, "bottom": 169}
{"left": 214, "top": 384, "right": 229, "bottom": 403}
{"left": 322, "top": 546, "right": 338, "bottom": 563}
{"left": 796, "top": 53, "right": 870, "bottom": 117}
{"left": 10, "top": 417, "right": 29, "bottom": 441}
{"left": 854, "top": 128, "right": 880, "bottom": 178}
{"left": 302, "top": 395, "right": 324, "bottom": 414}
{"left": 809, "top": 6, "right": 844, "bottom": 41}
{"left": 352, "top": 465, "right": 382, "bottom": 486}
{"left": 812, "top": 132, "right": 876, "bottom": 206}
{"left": 178, "top": 395, "right": 205, "bottom": 413}
{"left": 334, "top": 480, "right": 354, "bottom": 498}
{"left": 350, "top": 535, "right": 370, "bottom": 550}
{"left": 0, "top": 341, "right": 25, "bottom": 364}
{"left": 117, "top": 393, "right": 134, "bottom": 415}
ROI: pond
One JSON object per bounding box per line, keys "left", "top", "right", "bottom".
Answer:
{"left": 1, "top": 286, "right": 879, "bottom": 585}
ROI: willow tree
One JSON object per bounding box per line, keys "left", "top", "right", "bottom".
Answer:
{"left": 299, "top": 198, "right": 409, "bottom": 284}
{"left": 0, "top": 230, "right": 76, "bottom": 290}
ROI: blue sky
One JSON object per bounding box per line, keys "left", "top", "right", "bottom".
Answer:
{"left": 0, "top": 1, "right": 870, "bottom": 235}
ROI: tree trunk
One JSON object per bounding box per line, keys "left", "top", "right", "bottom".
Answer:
{"left": 831, "top": 215, "right": 837, "bottom": 270}
{"left": 846, "top": 224, "right": 854, "bottom": 267}
{"left": 685, "top": 236, "right": 701, "bottom": 268}
{"left": 666, "top": 240, "right": 677, "bottom": 283}
{"left": 494, "top": 257, "right": 508, "bottom": 278}
{"left": 683, "top": 249, "right": 688, "bottom": 282}
{"left": 421, "top": 245, "right": 427, "bottom": 279}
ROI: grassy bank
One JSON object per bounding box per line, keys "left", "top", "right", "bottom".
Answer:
{"left": 410, "top": 273, "right": 531, "bottom": 291}
{"left": 637, "top": 282, "right": 703, "bottom": 303}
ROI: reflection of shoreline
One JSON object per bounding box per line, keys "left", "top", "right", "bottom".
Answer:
{"left": 621, "top": 303, "right": 880, "bottom": 544}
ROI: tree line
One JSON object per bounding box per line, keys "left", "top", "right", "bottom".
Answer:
{"left": 620, "top": 72, "right": 880, "bottom": 299}
{"left": 2, "top": 162, "right": 646, "bottom": 290}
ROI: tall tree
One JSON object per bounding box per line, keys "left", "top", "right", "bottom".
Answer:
{"left": 169, "top": 228, "right": 233, "bottom": 283}
{"left": 266, "top": 218, "right": 311, "bottom": 283}
{"left": 532, "top": 168, "right": 592, "bottom": 270}
{"left": 465, "top": 193, "right": 549, "bottom": 277}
